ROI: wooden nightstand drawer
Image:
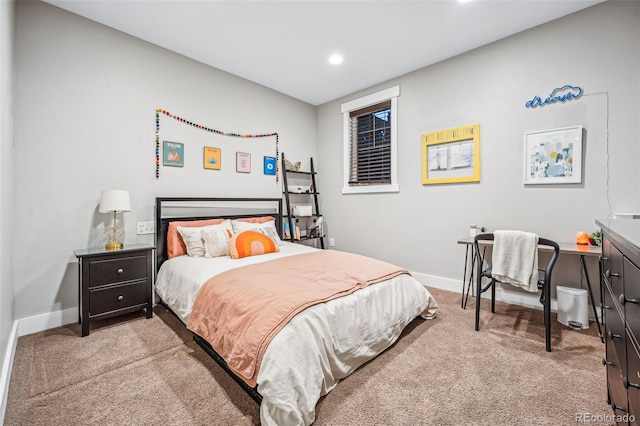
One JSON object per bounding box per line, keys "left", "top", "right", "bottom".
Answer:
{"left": 89, "top": 254, "right": 147, "bottom": 287}
{"left": 89, "top": 281, "right": 148, "bottom": 317}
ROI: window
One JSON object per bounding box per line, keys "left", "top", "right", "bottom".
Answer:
{"left": 341, "top": 86, "right": 399, "bottom": 194}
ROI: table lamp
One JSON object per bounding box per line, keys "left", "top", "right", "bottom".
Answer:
{"left": 99, "top": 189, "right": 131, "bottom": 250}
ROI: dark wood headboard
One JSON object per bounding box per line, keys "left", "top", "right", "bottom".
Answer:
{"left": 155, "top": 197, "right": 283, "bottom": 270}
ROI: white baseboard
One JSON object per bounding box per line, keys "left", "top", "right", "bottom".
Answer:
{"left": 410, "top": 271, "right": 461, "bottom": 293}
{"left": 17, "top": 307, "right": 77, "bottom": 337}
{"left": 0, "top": 320, "right": 18, "bottom": 425}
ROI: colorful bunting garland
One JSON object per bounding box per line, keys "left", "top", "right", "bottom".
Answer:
{"left": 155, "top": 108, "right": 279, "bottom": 181}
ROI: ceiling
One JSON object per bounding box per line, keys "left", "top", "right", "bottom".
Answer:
{"left": 42, "top": 0, "right": 603, "bottom": 106}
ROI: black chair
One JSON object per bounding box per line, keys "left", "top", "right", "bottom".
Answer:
{"left": 473, "top": 232, "right": 560, "bottom": 352}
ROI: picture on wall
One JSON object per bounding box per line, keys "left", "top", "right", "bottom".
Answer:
{"left": 163, "top": 141, "right": 184, "bottom": 167}
{"left": 203, "top": 147, "right": 221, "bottom": 170}
{"left": 421, "top": 123, "right": 480, "bottom": 185}
{"left": 427, "top": 146, "right": 449, "bottom": 171}
{"left": 449, "top": 143, "right": 473, "bottom": 168}
{"left": 236, "top": 152, "right": 251, "bottom": 173}
{"left": 524, "top": 125, "right": 583, "bottom": 185}
{"left": 263, "top": 156, "right": 276, "bottom": 175}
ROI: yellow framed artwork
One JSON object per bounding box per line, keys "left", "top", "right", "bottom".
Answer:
{"left": 421, "top": 124, "right": 480, "bottom": 185}
{"left": 203, "top": 147, "right": 221, "bottom": 170}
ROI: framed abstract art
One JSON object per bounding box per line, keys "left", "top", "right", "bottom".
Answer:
{"left": 523, "top": 125, "right": 582, "bottom": 185}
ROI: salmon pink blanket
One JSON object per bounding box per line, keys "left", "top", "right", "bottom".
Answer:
{"left": 187, "top": 250, "right": 409, "bottom": 387}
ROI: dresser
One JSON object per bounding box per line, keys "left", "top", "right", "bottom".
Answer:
{"left": 74, "top": 244, "right": 155, "bottom": 336}
{"left": 598, "top": 219, "right": 640, "bottom": 425}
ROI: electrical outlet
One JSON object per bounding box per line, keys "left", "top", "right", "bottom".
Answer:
{"left": 329, "top": 237, "right": 335, "bottom": 247}
{"left": 137, "top": 221, "right": 155, "bottom": 235}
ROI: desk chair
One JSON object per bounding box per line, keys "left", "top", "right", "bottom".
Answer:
{"left": 474, "top": 232, "right": 560, "bottom": 352}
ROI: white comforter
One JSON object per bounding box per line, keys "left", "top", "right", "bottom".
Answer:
{"left": 155, "top": 243, "right": 438, "bottom": 425}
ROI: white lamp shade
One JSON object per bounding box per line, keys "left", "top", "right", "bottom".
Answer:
{"left": 99, "top": 190, "right": 131, "bottom": 213}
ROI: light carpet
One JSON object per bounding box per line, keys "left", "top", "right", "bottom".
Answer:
{"left": 4, "top": 287, "right": 612, "bottom": 425}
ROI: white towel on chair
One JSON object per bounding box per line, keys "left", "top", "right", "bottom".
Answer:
{"left": 491, "top": 230, "right": 539, "bottom": 292}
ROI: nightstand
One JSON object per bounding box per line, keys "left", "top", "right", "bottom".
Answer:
{"left": 74, "top": 244, "right": 155, "bottom": 336}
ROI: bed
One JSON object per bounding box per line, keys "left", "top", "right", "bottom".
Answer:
{"left": 154, "top": 197, "right": 438, "bottom": 425}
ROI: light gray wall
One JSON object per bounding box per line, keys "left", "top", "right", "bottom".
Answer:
{"left": 0, "top": 0, "right": 15, "bottom": 391}
{"left": 316, "top": 1, "right": 639, "bottom": 297}
{"left": 13, "top": 1, "right": 317, "bottom": 320}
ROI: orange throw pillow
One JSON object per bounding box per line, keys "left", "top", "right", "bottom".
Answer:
{"left": 232, "top": 216, "right": 275, "bottom": 224}
{"left": 229, "top": 230, "right": 279, "bottom": 259}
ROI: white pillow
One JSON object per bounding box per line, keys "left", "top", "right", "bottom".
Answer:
{"left": 202, "top": 227, "right": 233, "bottom": 257}
{"left": 177, "top": 220, "right": 233, "bottom": 257}
{"left": 177, "top": 226, "right": 207, "bottom": 257}
{"left": 231, "top": 220, "right": 283, "bottom": 246}
{"left": 260, "top": 226, "right": 283, "bottom": 246}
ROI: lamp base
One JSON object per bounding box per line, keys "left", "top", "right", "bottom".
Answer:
{"left": 105, "top": 242, "right": 123, "bottom": 251}
{"left": 104, "top": 222, "right": 125, "bottom": 251}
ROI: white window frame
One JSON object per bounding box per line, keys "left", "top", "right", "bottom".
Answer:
{"left": 341, "top": 86, "right": 399, "bottom": 194}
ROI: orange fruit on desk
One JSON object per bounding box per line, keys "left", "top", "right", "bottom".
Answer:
{"left": 576, "top": 231, "right": 589, "bottom": 245}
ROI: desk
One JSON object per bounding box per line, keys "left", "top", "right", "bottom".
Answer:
{"left": 457, "top": 237, "right": 603, "bottom": 342}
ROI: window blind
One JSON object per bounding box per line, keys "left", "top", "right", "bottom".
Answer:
{"left": 348, "top": 100, "right": 392, "bottom": 185}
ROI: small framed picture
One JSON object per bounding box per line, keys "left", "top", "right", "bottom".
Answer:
{"left": 236, "top": 152, "right": 251, "bottom": 173}
{"left": 203, "top": 147, "right": 221, "bottom": 170}
{"left": 163, "top": 141, "right": 184, "bottom": 167}
{"left": 263, "top": 156, "right": 276, "bottom": 175}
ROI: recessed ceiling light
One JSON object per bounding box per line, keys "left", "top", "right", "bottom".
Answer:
{"left": 328, "top": 54, "right": 343, "bottom": 65}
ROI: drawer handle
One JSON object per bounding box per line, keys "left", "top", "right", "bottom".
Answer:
{"left": 611, "top": 402, "right": 627, "bottom": 413}
{"left": 620, "top": 295, "right": 640, "bottom": 305}
{"left": 605, "top": 270, "right": 620, "bottom": 278}
{"left": 602, "top": 304, "right": 610, "bottom": 310}
{"left": 601, "top": 256, "right": 609, "bottom": 261}
{"left": 602, "top": 358, "right": 613, "bottom": 366}
{"left": 623, "top": 377, "right": 640, "bottom": 389}
{"left": 117, "top": 295, "right": 124, "bottom": 301}
{"left": 117, "top": 268, "right": 124, "bottom": 274}
{"left": 607, "top": 330, "right": 622, "bottom": 340}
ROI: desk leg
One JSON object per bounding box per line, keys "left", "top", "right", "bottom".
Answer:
{"left": 461, "top": 246, "right": 469, "bottom": 308}
{"left": 464, "top": 254, "right": 476, "bottom": 309}
{"left": 461, "top": 246, "right": 477, "bottom": 310}
{"left": 580, "top": 254, "right": 603, "bottom": 343}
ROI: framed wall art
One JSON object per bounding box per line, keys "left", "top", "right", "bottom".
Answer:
{"left": 421, "top": 124, "right": 480, "bottom": 185}
{"left": 263, "top": 156, "right": 276, "bottom": 175}
{"left": 523, "top": 125, "right": 582, "bottom": 185}
{"left": 236, "top": 152, "right": 251, "bottom": 173}
{"left": 163, "top": 141, "right": 184, "bottom": 167}
{"left": 203, "top": 147, "right": 221, "bottom": 170}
